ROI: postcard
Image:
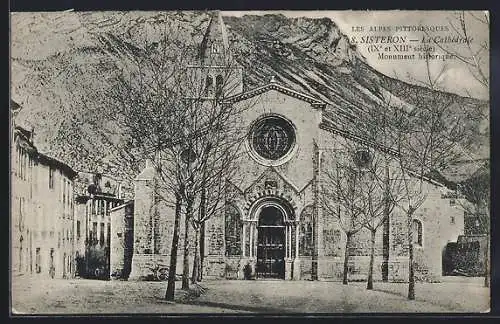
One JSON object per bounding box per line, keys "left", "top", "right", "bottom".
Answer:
{"left": 10, "top": 10, "right": 490, "bottom": 314}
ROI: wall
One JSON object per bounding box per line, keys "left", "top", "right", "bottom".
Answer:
{"left": 231, "top": 89, "right": 322, "bottom": 191}
{"left": 129, "top": 171, "right": 196, "bottom": 281}
{"left": 11, "top": 144, "right": 76, "bottom": 280}
{"left": 110, "top": 201, "right": 134, "bottom": 279}
{"left": 316, "top": 128, "right": 465, "bottom": 282}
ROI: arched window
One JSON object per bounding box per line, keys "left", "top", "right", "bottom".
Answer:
{"left": 205, "top": 76, "right": 214, "bottom": 97}
{"left": 215, "top": 75, "right": 223, "bottom": 98}
{"left": 299, "top": 206, "right": 314, "bottom": 256}
{"left": 412, "top": 219, "right": 423, "bottom": 246}
{"left": 225, "top": 204, "right": 242, "bottom": 256}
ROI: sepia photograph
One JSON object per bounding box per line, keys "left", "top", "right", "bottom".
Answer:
{"left": 10, "top": 9, "right": 490, "bottom": 314}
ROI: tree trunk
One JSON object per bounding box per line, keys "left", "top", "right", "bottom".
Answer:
{"left": 198, "top": 184, "right": 206, "bottom": 282}
{"left": 484, "top": 235, "right": 490, "bottom": 288}
{"left": 367, "top": 229, "right": 376, "bottom": 290}
{"left": 382, "top": 165, "right": 390, "bottom": 282}
{"left": 200, "top": 222, "right": 205, "bottom": 281}
{"left": 407, "top": 209, "right": 415, "bottom": 300}
{"left": 165, "top": 193, "right": 182, "bottom": 301}
{"left": 182, "top": 198, "right": 193, "bottom": 290}
{"left": 408, "top": 241, "right": 415, "bottom": 300}
{"left": 191, "top": 226, "right": 201, "bottom": 284}
{"left": 343, "top": 233, "right": 353, "bottom": 285}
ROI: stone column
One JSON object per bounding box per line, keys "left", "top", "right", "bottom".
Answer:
{"left": 285, "top": 224, "right": 293, "bottom": 280}
{"left": 242, "top": 223, "right": 246, "bottom": 257}
{"left": 293, "top": 222, "right": 300, "bottom": 280}
{"left": 285, "top": 226, "right": 289, "bottom": 258}
{"left": 251, "top": 222, "right": 258, "bottom": 277}
{"left": 249, "top": 224, "right": 253, "bottom": 258}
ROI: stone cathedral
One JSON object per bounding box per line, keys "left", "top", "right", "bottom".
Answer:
{"left": 123, "top": 13, "right": 464, "bottom": 283}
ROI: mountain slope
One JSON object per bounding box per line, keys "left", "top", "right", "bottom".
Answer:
{"left": 10, "top": 11, "right": 489, "bottom": 192}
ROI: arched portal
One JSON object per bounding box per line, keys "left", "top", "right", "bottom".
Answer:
{"left": 256, "top": 206, "right": 286, "bottom": 279}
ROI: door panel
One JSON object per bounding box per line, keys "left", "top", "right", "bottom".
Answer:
{"left": 257, "top": 227, "right": 285, "bottom": 279}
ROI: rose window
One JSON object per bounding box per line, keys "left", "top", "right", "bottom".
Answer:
{"left": 250, "top": 116, "right": 296, "bottom": 161}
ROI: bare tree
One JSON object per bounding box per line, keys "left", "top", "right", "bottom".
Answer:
{"left": 424, "top": 11, "right": 489, "bottom": 92}
{"left": 433, "top": 11, "right": 490, "bottom": 287}
{"left": 357, "top": 154, "right": 403, "bottom": 290}
{"left": 349, "top": 77, "right": 406, "bottom": 289}
{"left": 456, "top": 160, "right": 490, "bottom": 287}
{"left": 189, "top": 140, "right": 245, "bottom": 284}
{"left": 321, "top": 151, "right": 367, "bottom": 285}
{"left": 355, "top": 51, "right": 468, "bottom": 298}
{"left": 390, "top": 69, "right": 467, "bottom": 300}
{"left": 95, "top": 13, "right": 248, "bottom": 299}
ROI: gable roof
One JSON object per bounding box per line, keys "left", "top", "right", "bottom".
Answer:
{"left": 37, "top": 151, "right": 78, "bottom": 180}
{"left": 319, "top": 119, "right": 399, "bottom": 156}
{"left": 320, "top": 119, "right": 452, "bottom": 189}
{"left": 223, "top": 79, "right": 327, "bottom": 108}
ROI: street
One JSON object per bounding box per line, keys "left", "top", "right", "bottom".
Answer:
{"left": 11, "top": 276, "right": 489, "bottom": 314}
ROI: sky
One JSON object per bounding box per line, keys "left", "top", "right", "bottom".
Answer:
{"left": 224, "top": 10, "right": 489, "bottom": 100}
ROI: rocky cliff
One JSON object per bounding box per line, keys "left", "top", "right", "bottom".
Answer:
{"left": 10, "top": 11, "right": 489, "bottom": 190}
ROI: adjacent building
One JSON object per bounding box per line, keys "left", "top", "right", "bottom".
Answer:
{"left": 74, "top": 173, "right": 124, "bottom": 278}
{"left": 11, "top": 100, "right": 78, "bottom": 279}
{"left": 109, "top": 200, "right": 134, "bottom": 280}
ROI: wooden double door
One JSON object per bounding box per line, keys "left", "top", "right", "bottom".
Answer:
{"left": 256, "top": 226, "right": 285, "bottom": 279}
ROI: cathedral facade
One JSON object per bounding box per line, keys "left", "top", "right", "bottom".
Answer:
{"left": 125, "top": 14, "right": 465, "bottom": 283}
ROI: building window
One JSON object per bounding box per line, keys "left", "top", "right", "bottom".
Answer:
{"left": 49, "top": 249, "right": 55, "bottom": 277}
{"left": 211, "top": 42, "right": 220, "bottom": 54}
{"left": 92, "top": 222, "right": 98, "bottom": 243}
{"left": 49, "top": 167, "right": 55, "bottom": 189}
{"left": 18, "top": 197, "right": 23, "bottom": 231}
{"left": 107, "top": 225, "right": 111, "bottom": 247}
{"left": 299, "top": 206, "right": 314, "bottom": 256}
{"left": 215, "top": 74, "right": 223, "bottom": 97}
{"left": 449, "top": 199, "right": 456, "bottom": 206}
{"left": 100, "top": 223, "right": 105, "bottom": 246}
{"left": 77, "top": 221, "right": 81, "bottom": 239}
{"left": 62, "top": 180, "right": 66, "bottom": 207}
{"left": 412, "top": 219, "right": 423, "bottom": 247}
{"left": 99, "top": 200, "right": 105, "bottom": 216}
{"left": 450, "top": 216, "right": 455, "bottom": 225}
{"left": 205, "top": 75, "right": 214, "bottom": 97}
{"left": 19, "top": 237, "right": 23, "bottom": 271}
{"left": 225, "top": 204, "right": 242, "bottom": 256}
{"left": 250, "top": 115, "right": 296, "bottom": 161}
{"left": 35, "top": 248, "right": 41, "bottom": 273}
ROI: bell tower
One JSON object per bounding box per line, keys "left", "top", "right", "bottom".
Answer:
{"left": 190, "top": 11, "right": 243, "bottom": 99}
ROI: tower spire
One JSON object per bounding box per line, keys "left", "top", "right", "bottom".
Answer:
{"left": 199, "top": 10, "right": 230, "bottom": 65}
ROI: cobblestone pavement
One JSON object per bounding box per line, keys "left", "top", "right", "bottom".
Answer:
{"left": 11, "top": 275, "right": 489, "bottom": 314}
